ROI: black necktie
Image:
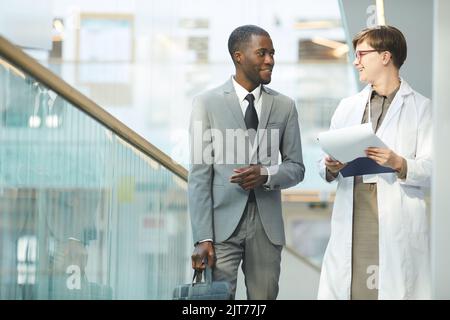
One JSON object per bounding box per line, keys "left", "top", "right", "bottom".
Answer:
{"left": 244, "top": 93, "right": 258, "bottom": 202}
{"left": 244, "top": 93, "right": 258, "bottom": 130}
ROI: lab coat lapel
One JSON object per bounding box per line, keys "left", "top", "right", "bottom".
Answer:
{"left": 376, "top": 80, "right": 412, "bottom": 138}
{"left": 348, "top": 86, "right": 371, "bottom": 126}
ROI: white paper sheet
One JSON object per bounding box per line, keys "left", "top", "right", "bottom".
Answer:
{"left": 317, "top": 123, "right": 388, "bottom": 163}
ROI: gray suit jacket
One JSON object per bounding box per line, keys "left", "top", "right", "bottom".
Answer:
{"left": 188, "top": 79, "right": 304, "bottom": 245}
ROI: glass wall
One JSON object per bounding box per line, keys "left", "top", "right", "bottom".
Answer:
{"left": 2, "top": 0, "right": 358, "bottom": 267}
{"left": 41, "top": 0, "right": 357, "bottom": 265}
{"left": 0, "top": 56, "right": 190, "bottom": 299}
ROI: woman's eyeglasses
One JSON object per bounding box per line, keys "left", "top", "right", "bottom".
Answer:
{"left": 355, "top": 49, "right": 380, "bottom": 60}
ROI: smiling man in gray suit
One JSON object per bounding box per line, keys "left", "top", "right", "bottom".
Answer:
{"left": 188, "top": 25, "right": 305, "bottom": 299}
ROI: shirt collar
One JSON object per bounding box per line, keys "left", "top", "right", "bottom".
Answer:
{"left": 386, "top": 85, "right": 400, "bottom": 104}
{"left": 372, "top": 84, "right": 400, "bottom": 104}
{"left": 231, "top": 76, "right": 262, "bottom": 105}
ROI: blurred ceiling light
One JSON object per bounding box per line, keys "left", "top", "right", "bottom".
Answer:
{"left": 311, "top": 37, "right": 349, "bottom": 58}
{"left": 294, "top": 20, "right": 339, "bottom": 30}
{"left": 312, "top": 37, "right": 344, "bottom": 49}
{"left": 28, "top": 115, "right": 41, "bottom": 128}
{"left": 0, "top": 58, "right": 26, "bottom": 79}
{"left": 45, "top": 115, "right": 60, "bottom": 128}
{"left": 53, "top": 19, "right": 64, "bottom": 32}
{"left": 376, "top": 0, "right": 386, "bottom": 25}
{"left": 333, "top": 45, "right": 349, "bottom": 57}
{"left": 52, "top": 19, "right": 65, "bottom": 41}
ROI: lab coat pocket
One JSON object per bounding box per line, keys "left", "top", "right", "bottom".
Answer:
{"left": 402, "top": 184, "right": 424, "bottom": 200}
{"left": 402, "top": 187, "right": 426, "bottom": 231}
{"left": 402, "top": 185, "right": 428, "bottom": 252}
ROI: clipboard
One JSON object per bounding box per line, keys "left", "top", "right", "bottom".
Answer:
{"left": 317, "top": 123, "right": 388, "bottom": 163}
{"left": 340, "top": 157, "right": 395, "bottom": 177}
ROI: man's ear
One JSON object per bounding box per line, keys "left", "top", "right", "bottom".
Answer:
{"left": 234, "top": 51, "right": 242, "bottom": 64}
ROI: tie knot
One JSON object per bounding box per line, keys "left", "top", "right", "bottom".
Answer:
{"left": 245, "top": 94, "right": 255, "bottom": 103}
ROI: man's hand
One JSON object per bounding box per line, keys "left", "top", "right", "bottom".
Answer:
{"left": 191, "top": 241, "right": 215, "bottom": 271}
{"left": 365, "top": 147, "right": 404, "bottom": 171}
{"left": 229, "top": 165, "right": 268, "bottom": 190}
{"left": 324, "top": 156, "right": 346, "bottom": 174}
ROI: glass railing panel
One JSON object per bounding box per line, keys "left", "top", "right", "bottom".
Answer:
{"left": 0, "top": 55, "right": 190, "bottom": 299}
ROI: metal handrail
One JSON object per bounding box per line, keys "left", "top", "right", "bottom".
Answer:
{"left": 0, "top": 35, "right": 187, "bottom": 180}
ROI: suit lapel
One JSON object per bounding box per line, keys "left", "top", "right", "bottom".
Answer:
{"left": 249, "top": 87, "right": 274, "bottom": 162}
{"left": 223, "top": 80, "right": 247, "bottom": 130}
{"left": 258, "top": 87, "right": 274, "bottom": 131}
{"left": 252, "top": 88, "right": 274, "bottom": 154}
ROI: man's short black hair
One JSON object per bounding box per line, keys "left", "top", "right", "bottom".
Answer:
{"left": 228, "top": 25, "right": 270, "bottom": 59}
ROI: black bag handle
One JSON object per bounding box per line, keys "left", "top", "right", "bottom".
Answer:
{"left": 192, "top": 257, "right": 212, "bottom": 286}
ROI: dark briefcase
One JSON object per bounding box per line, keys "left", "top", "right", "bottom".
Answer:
{"left": 172, "top": 266, "right": 233, "bottom": 300}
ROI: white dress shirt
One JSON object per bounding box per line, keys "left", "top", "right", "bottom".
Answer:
{"left": 232, "top": 76, "right": 263, "bottom": 120}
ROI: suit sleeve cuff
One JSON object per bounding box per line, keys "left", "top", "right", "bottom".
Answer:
{"left": 263, "top": 166, "right": 271, "bottom": 186}
{"left": 196, "top": 239, "right": 213, "bottom": 245}
{"left": 263, "top": 165, "right": 281, "bottom": 190}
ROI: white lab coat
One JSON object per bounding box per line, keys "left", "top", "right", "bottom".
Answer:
{"left": 318, "top": 80, "right": 432, "bottom": 299}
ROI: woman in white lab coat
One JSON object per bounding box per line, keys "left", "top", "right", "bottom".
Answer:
{"left": 318, "top": 26, "right": 432, "bottom": 299}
